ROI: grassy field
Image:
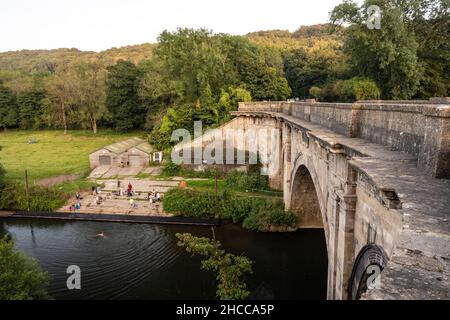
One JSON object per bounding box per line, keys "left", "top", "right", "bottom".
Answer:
{"left": 185, "top": 179, "right": 283, "bottom": 199}
{"left": 0, "top": 130, "right": 144, "bottom": 183}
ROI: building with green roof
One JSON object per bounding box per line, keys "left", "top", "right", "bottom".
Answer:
{"left": 89, "top": 137, "right": 156, "bottom": 169}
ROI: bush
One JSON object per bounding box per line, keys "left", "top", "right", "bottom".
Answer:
{"left": 161, "top": 160, "right": 224, "bottom": 179}
{"left": 242, "top": 199, "right": 297, "bottom": 231}
{"left": 220, "top": 192, "right": 266, "bottom": 223}
{"left": 312, "top": 77, "right": 381, "bottom": 102}
{"left": 225, "top": 167, "right": 268, "bottom": 191}
{"left": 266, "top": 209, "right": 298, "bottom": 227}
{"left": 163, "top": 188, "right": 297, "bottom": 231}
{"left": 351, "top": 77, "right": 381, "bottom": 100}
{"left": 181, "top": 166, "right": 222, "bottom": 179}
{"left": 0, "top": 183, "right": 67, "bottom": 211}
{"left": 0, "top": 237, "right": 50, "bottom": 300}
{"left": 241, "top": 210, "right": 262, "bottom": 231}
{"left": 161, "top": 160, "right": 182, "bottom": 176}
{"left": 163, "top": 188, "right": 218, "bottom": 217}
{"left": 309, "top": 86, "right": 323, "bottom": 99}
{"left": 333, "top": 77, "right": 381, "bottom": 102}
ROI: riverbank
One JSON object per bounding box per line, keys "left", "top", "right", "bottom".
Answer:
{"left": 2, "top": 210, "right": 220, "bottom": 226}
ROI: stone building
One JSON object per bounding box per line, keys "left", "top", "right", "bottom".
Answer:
{"left": 89, "top": 137, "right": 153, "bottom": 169}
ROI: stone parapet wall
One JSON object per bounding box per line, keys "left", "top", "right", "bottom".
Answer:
{"left": 238, "top": 98, "right": 450, "bottom": 178}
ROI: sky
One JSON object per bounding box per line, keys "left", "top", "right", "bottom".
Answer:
{"left": 0, "top": 0, "right": 353, "bottom": 52}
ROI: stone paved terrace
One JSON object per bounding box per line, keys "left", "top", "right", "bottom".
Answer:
{"left": 229, "top": 98, "right": 450, "bottom": 299}
{"left": 98, "top": 178, "right": 180, "bottom": 193}
{"left": 88, "top": 165, "right": 144, "bottom": 179}
{"left": 60, "top": 191, "right": 167, "bottom": 216}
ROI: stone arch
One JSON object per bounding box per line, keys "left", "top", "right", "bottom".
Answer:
{"left": 347, "top": 244, "right": 388, "bottom": 300}
{"left": 289, "top": 161, "right": 326, "bottom": 230}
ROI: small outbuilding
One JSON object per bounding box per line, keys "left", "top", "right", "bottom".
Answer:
{"left": 89, "top": 137, "right": 154, "bottom": 169}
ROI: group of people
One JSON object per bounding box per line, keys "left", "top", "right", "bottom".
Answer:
{"left": 68, "top": 182, "right": 164, "bottom": 211}
{"left": 127, "top": 182, "right": 140, "bottom": 209}
{"left": 147, "top": 190, "right": 162, "bottom": 204}
{"left": 69, "top": 192, "right": 82, "bottom": 211}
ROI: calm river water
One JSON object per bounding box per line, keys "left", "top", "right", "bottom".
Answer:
{"left": 1, "top": 218, "right": 327, "bottom": 299}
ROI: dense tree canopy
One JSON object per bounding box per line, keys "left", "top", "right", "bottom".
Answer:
{"left": 0, "top": 18, "right": 447, "bottom": 140}
{"left": 73, "top": 62, "right": 108, "bottom": 134}
{"left": 106, "top": 60, "right": 143, "bottom": 132}
{"left": 330, "top": 0, "right": 449, "bottom": 99}
{"left": 145, "top": 28, "right": 292, "bottom": 148}
{"left": 17, "top": 89, "right": 46, "bottom": 129}
{"left": 0, "top": 82, "right": 18, "bottom": 131}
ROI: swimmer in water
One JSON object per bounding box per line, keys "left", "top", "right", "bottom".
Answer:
{"left": 96, "top": 232, "right": 105, "bottom": 237}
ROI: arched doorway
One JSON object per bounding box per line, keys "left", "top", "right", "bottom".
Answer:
{"left": 348, "top": 244, "right": 388, "bottom": 300}
{"left": 290, "top": 165, "right": 324, "bottom": 228}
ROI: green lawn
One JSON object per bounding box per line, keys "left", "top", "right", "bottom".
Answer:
{"left": 0, "top": 130, "right": 144, "bottom": 183}
{"left": 185, "top": 179, "right": 283, "bottom": 199}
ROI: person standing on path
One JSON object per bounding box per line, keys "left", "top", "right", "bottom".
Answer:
{"left": 127, "top": 182, "right": 133, "bottom": 196}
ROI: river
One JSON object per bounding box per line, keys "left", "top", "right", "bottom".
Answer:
{"left": 1, "top": 218, "right": 327, "bottom": 299}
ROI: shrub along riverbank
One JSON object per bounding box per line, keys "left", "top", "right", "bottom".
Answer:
{"left": 0, "top": 183, "right": 67, "bottom": 212}
{"left": 163, "top": 188, "right": 297, "bottom": 232}
{"left": 0, "top": 179, "right": 99, "bottom": 212}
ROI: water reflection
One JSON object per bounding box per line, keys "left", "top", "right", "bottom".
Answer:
{"left": 1, "top": 218, "right": 327, "bottom": 300}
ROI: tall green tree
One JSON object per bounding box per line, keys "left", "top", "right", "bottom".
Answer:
{"left": 45, "top": 71, "right": 77, "bottom": 134}
{"left": 330, "top": 0, "right": 426, "bottom": 99}
{"left": 17, "top": 89, "right": 46, "bottom": 129}
{"left": 222, "top": 35, "right": 291, "bottom": 100}
{"left": 156, "top": 28, "right": 228, "bottom": 103}
{"left": 0, "top": 81, "right": 18, "bottom": 131}
{"left": 138, "top": 58, "right": 182, "bottom": 131}
{"left": 218, "top": 86, "right": 252, "bottom": 123}
{"left": 106, "top": 60, "right": 143, "bottom": 132}
{"left": 402, "top": 0, "right": 450, "bottom": 98}
{"left": 0, "top": 237, "right": 50, "bottom": 300}
{"left": 73, "top": 62, "right": 108, "bottom": 134}
{"left": 0, "top": 145, "right": 5, "bottom": 189}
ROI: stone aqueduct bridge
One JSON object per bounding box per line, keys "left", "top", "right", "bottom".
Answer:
{"left": 181, "top": 98, "right": 450, "bottom": 300}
